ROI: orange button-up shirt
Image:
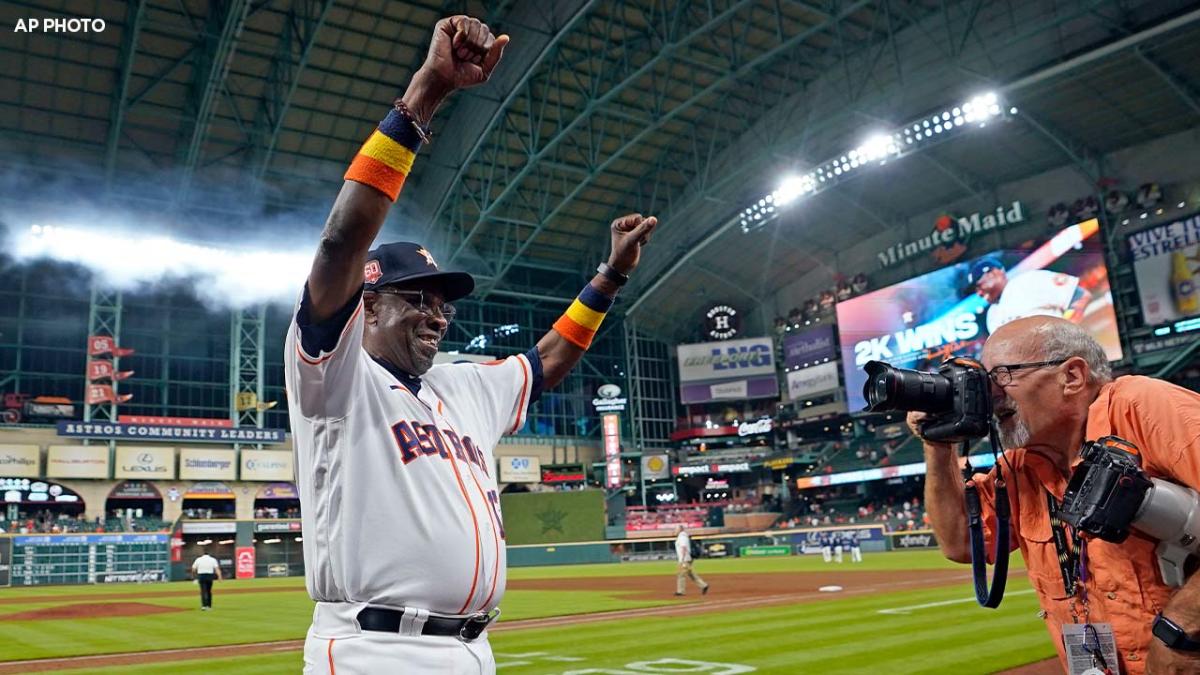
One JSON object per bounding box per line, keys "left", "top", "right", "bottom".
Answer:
{"left": 972, "top": 375, "right": 1200, "bottom": 674}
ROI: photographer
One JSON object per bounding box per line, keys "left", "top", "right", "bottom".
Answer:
{"left": 912, "top": 316, "right": 1200, "bottom": 674}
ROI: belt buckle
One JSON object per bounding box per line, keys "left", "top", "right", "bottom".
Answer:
{"left": 457, "top": 608, "right": 500, "bottom": 642}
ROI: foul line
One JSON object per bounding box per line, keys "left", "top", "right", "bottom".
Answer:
{"left": 876, "top": 588, "right": 1036, "bottom": 615}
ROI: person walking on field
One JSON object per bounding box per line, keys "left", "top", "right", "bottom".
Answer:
{"left": 674, "top": 526, "right": 709, "bottom": 597}
{"left": 191, "top": 552, "right": 221, "bottom": 611}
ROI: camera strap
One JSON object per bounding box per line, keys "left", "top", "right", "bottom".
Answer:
{"left": 1046, "top": 491, "right": 1083, "bottom": 597}
{"left": 961, "top": 423, "right": 1011, "bottom": 608}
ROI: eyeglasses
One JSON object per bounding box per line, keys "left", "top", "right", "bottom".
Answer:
{"left": 986, "top": 359, "right": 1067, "bottom": 386}
{"left": 371, "top": 288, "right": 456, "bottom": 322}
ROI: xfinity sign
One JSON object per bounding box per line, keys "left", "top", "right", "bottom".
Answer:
{"left": 877, "top": 201, "right": 1025, "bottom": 268}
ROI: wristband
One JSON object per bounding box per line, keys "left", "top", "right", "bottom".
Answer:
{"left": 552, "top": 283, "right": 614, "bottom": 350}
{"left": 597, "top": 262, "right": 629, "bottom": 287}
{"left": 344, "top": 107, "right": 425, "bottom": 201}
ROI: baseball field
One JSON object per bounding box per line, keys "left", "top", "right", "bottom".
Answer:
{"left": 0, "top": 550, "right": 1057, "bottom": 674}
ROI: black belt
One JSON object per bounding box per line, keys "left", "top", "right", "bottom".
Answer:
{"left": 356, "top": 607, "right": 498, "bottom": 642}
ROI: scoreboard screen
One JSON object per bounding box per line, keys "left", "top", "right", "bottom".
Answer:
{"left": 8, "top": 533, "right": 169, "bottom": 586}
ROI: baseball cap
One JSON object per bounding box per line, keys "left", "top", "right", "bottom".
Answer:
{"left": 966, "top": 255, "right": 1004, "bottom": 287}
{"left": 362, "top": 242, "right": 475, "bottom": 301}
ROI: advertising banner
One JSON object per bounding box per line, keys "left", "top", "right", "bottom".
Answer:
{"left": 498, "top": 456, "right": 542, "bottom": 483}
{"left": 838, "top": 219, "right": 1122, "bottom": 410}
{"left": 114, "top": 446, "right": 175, "bottom": 479}
{"left": 679, "top": 374, "right": 779, "bottom": 405}
{"left": 45, "top": 445, "right": 109, "bottom": 479}
{"left": 181, "top": 522, "right": 236, "bottom": 534}
{"left": 1127, "top": 212, "right": 1200, "bottom": 326}
{"left": 790, "top": 526, "right": 886, "bottom": 553}
{"left": 255, "top": 521, "right": 302, "bottom": 533}
{"left": 782, "top": 325, "right": 837, "bottom": 369}
{"left": 241, "top": 450, "right": 294, "bottom": 481}
{"left": 57, "top": 421, "right": 286, "bottom": 444}
{"left": 257, "top": 482, "right": 298, "bottom": 499}
{"left": 235, "top": 547, "right": 256, "bottom": 579}
{"left": 702, "top": 541, "right": 731, "bottom": 558}
{"left": 119, "top": 415, "right": 233, "bottom": 428}
{"left": 0, "top": 445, "right": 41, "bottom": 478}
{"left": 179, "top": 448, "right": 238, "bottom": 481}
{"left": 603, "top": 414, "right": 622, "bottom": 489}
{"left": 889, "top": 530, "right": 939, "bottom": 549}
{"left": 739, "top": 545, "right": 792, "bottom": 557}
{"left": 641, "top": 454, "right": 670, "bottom": 480}
{"left": 786, "top": 362, "right": 840, "bottom": 401}
{"left": 108, "top": 480, "right": 161, "bottom": 500}
{"left": 267, "top": 563, "right": 290, "bottom": 577}
{"left": 676, "top": 337, "right": 775, "bottom": 383}
{"left": 672, "top": 461, "right": 753, "bottom": 476}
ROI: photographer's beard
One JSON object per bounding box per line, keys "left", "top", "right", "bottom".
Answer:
{"left": 996, "top": 405, "right": 1032, "bottom": 450}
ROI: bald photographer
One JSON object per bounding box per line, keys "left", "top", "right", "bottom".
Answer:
{"left": 908, "top": 316, "right": 1200, "bottom": 675}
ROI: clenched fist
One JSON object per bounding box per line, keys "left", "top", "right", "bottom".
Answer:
{"left": 422, "top": 16, "right": 509, "bottom": 93}
{"left": 607, "top": 214, "right": 658, "bottom": 275}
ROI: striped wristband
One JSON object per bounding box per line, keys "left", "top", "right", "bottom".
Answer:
{"left": 552, "top": 283, "right": 614, "bottom": 350}
{"left": 343, "top": 108, "right": 424, "bottom": 201}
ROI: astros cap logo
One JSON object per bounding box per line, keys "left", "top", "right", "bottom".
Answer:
{"left": 417, "top": 247, "right": 437, "bottom": 268}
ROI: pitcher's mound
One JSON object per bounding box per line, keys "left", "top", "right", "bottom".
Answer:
{"left": 1, "top": 602, "right": 185, "bottom": 621}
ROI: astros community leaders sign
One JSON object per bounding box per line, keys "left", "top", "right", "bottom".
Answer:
{"left": 57, "top": 421, "right": 286, "bottom": 444}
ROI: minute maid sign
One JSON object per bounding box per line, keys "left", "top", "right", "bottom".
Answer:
{"left": 877, "top": 201, "right": 1026, "bottom": 268}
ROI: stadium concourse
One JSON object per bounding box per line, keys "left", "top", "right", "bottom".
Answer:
{"left": 3, "top": 0, "right": 1200, "bottom": 673}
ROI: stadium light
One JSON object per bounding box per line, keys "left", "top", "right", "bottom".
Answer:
{"left": 740, "top": 91, "right": 1011, "bottom": 234}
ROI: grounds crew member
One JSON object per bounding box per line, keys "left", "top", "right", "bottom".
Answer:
{"left": 674, "top": 526, "right": 709, "bottom": 596}
{"left": 284, "top": 15, "right": 659, "bottom": 673}
{"left": 913, "top": 316, "right": 1200, "bottom": 674}
{"left": 191, "top": 552, "right": 221, "bottom": 611}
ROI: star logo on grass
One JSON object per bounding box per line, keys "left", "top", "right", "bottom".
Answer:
{"left": 535, "top": 505, "right": 567, "bottom": 535}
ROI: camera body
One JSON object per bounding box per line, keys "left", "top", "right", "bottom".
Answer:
{"left": 862, "top": 357, "right": 992, "bottom": 443}
{"left": 1058, "top": 437, "right": 1153, "bottom": 542}
{"left": 1060, "top": 436, "right": 1200, "bottom": 586}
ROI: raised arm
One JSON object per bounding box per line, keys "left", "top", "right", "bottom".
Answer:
{"left": 908, "top": 411, "right": 972, "bottom": 563}
{"left": 306, "top": 16, "right": 509, "bottom": 323}
{"left": 537, "top": 214, "right": 658, "bottom": 389}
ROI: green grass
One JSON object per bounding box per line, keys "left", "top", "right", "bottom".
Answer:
{"left": 0, "top": 552, "right": 1053, "bottom": 674}
{"left": 50, "top": 576, "right": 1055, "bottom": 675}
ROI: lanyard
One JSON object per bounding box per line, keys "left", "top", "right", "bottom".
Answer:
{"left": 1046, "top": 490, "right": 1084, "bottom": 598}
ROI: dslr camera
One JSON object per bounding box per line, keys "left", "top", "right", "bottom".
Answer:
{"left": 1059, "top": 436, "right": 1200, "bottom": 586}
{"left": 862, "top": 357, "right": 992, "bottom": 443}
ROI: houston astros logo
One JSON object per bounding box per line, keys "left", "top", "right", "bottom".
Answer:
{"left": 364, "top": 260, "right": 382, "bottom": 284}
{"left": 416, "top": 247, "right": 437, "bottom": 267}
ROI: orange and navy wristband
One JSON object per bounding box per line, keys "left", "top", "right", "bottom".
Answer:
{"left": 552, "top": 283, "right": 614, "bottom": 350}
{"left": 344, "top": 109, "right": 424, "bottom": 201}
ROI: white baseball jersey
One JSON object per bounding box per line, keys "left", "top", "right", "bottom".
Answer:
{"left": 986, "top": 269, "right": 1080, "bottom": 334}
{"left": 675, "top": 531, "right": 692, "bottom": 563}
{"left": 192, "top": 554, "right": 219, "bottom": 575}
{"left": 284, "top": 287, "right": 540, "bottom": 616}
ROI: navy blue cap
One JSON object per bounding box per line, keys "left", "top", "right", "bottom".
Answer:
{"left": 362, "top": 242, "right": 475, "bottom": 301}
{"left": 966, "top": 255, "right": 1004, "bottom": 287}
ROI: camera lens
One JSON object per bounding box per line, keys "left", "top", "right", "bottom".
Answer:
{"left": 862, "top": 361, "right": 955, "bottom": 414}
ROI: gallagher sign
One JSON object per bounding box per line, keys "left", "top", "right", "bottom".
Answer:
{"left": 877, "top": 201, "right": 1026, "bottom": 268}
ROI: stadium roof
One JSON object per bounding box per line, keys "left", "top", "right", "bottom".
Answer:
{"left": 3, "top": 0, "right": 1199, "bottom": 340}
